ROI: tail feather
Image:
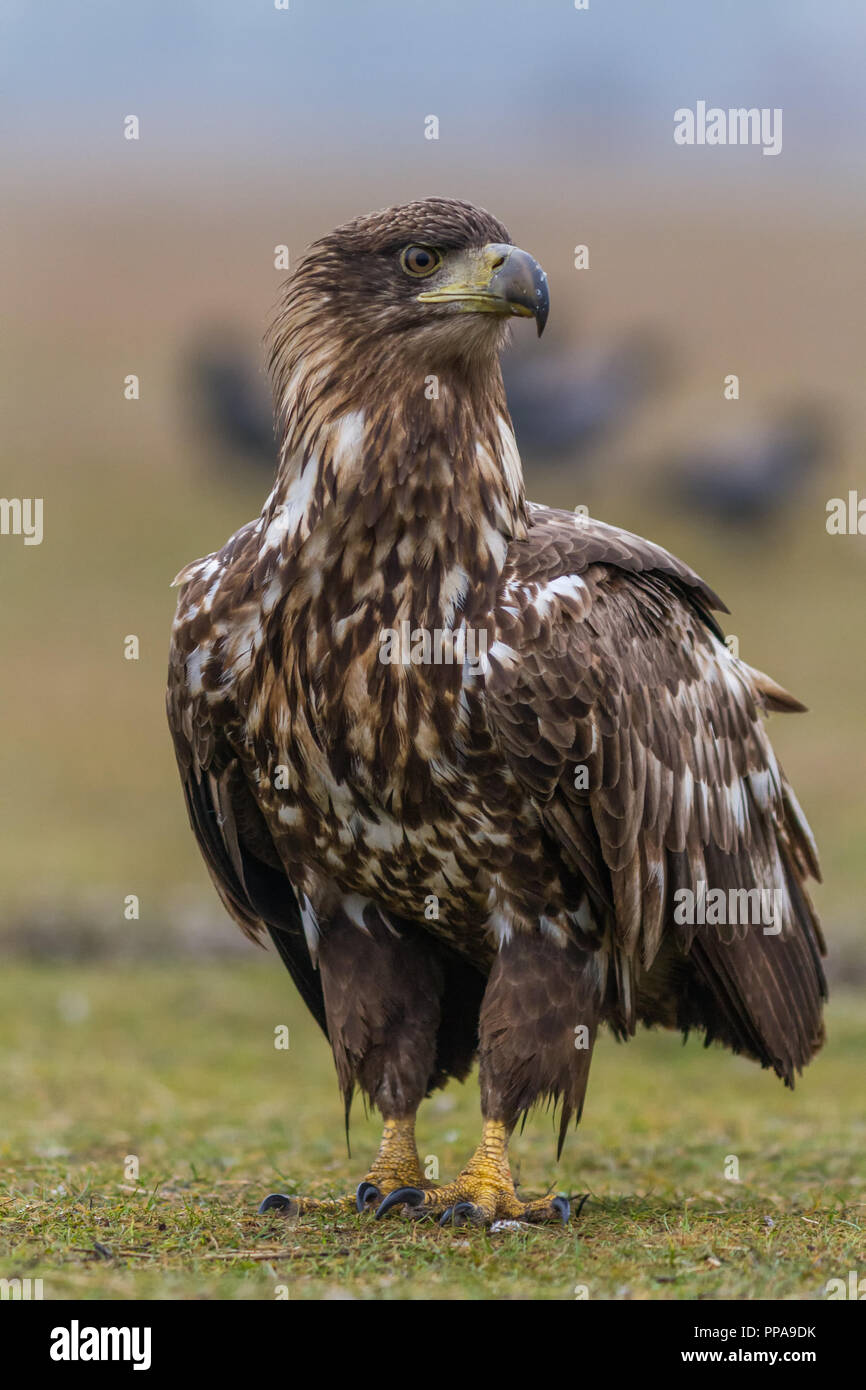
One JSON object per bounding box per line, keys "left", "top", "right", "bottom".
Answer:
{"left": 675, "top": 833, "right": 826, "bottom": 1085}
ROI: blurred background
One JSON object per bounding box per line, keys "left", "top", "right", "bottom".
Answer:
{"left": 2, "top": 0, "right": 864, "bottom": 978}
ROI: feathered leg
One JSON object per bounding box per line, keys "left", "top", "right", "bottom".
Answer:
{"left": 260, "top": 904, "right": 482, "bottom": 1217}
{"left": 377, "top": 931, "right": 600, "bottom": 1225}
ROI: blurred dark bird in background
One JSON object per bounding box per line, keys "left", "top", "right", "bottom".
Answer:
{"left": 665, "top": 406, "right": 831, "bottom": 527}
{"left": 503, "top": 332, "right": 668, "bottom": 461}
{"left": 183, "top": 328, "right": 275, "bottom": 472}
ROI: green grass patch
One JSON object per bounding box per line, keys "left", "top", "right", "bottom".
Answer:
{"left": 0, "top": 962, "right": 862, "bottom": 1300}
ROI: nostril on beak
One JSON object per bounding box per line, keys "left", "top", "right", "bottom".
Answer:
{"left": 490, "top": 254, "right": 506, "bottom": 270}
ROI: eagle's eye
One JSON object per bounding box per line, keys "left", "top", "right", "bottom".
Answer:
{"left": 400, "top": 245, "right": 442, "bottom": 278}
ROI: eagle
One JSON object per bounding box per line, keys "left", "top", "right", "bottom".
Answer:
{"left": 167, "top": 198, "right": 826, "bottom": 1227}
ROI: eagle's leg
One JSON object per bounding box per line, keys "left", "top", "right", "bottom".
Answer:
{"left": 356, "top": 1113, "right": 427, "bottom": 1206}
{"left": 259, "top": 1112, "right": 425, "bottom": 1217}
{"left": 376, "top": 1116, "right": 567, "bottom": 1225}
{"left": 259, "top": 902, "right": 446, "bottom": 1217}
{"left": 377, "top": 931, "right": 598, "bottom": 1226}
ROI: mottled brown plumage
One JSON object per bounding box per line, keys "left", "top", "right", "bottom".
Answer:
{"left": 167, "top": 198, "right": 826, "bottom": 1225}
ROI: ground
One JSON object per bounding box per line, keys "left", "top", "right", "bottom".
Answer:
{"left": 0, "top": 961, "right": 861, "bottom": 1301}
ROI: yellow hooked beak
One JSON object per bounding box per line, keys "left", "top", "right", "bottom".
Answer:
{"left": 416, "top": 242, "right": 550, "bottom": 336}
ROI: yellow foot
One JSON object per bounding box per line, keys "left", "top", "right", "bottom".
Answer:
{"left": 375, "top": 1180, "right": 573, "bottom": 1226}
{"left": 374, "top": 1119, "right": 581, "bottom": 1227}
{"left": 258, "top": 1115, "right": 427, "bottom": 1217}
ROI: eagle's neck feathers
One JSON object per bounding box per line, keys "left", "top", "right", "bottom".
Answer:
{"left": 256, "top": 347, "right": 527, "bottom": 632}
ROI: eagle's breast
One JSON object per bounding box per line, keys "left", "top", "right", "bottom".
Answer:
{"left": 171, "top": 386, "right": 569, "bottom": 957}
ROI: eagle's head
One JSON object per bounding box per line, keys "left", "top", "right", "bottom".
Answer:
{"left": 269, "top": 199, "right": 549, "bottom": 450}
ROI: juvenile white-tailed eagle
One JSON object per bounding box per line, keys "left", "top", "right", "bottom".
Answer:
{"left": 167, "top": 199, "right": 826, "bottom": 1226}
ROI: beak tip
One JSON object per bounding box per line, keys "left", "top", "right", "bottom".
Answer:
{"left": 486, "top": 244, "right": 550, "bottom": 338}
{"left": 536, "top": 272, "right": 550, "bottom": 337}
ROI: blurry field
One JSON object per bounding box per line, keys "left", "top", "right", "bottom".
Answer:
{"left": 0, "top": 960, "right": 862, "bottom": 1301}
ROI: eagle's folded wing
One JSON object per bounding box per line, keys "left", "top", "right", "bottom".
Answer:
{"left": 485, "top": 507, "right": 825, "bottom": 1078}
{"left": 166, "top": 551, "right": 328, "bottom": 1035}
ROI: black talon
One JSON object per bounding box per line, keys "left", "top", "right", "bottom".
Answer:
{"left": 551, "top": 1195, "right": 571, "bottom": 1225}
{"left": 374, "top": 1185, "right": 426, "bottom": 1219}
{"left": 452, "top": 1201, "right": 482, "bottom": 1226}
{"left": 438, "top": 1206, "right": 455, "bottom": 1227}
{"left": 573, "top": 1193, "right": 590, "bottom": 1219}
{"left": 356, "top": 1181, "right": 381, "bottom": 1213}
{"left": 258, "top": 1192, "right": 296, "bottom": 1215}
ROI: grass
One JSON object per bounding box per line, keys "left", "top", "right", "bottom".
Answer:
{"left": 0, "top": 961, "right": 862, "bottom": 1300}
